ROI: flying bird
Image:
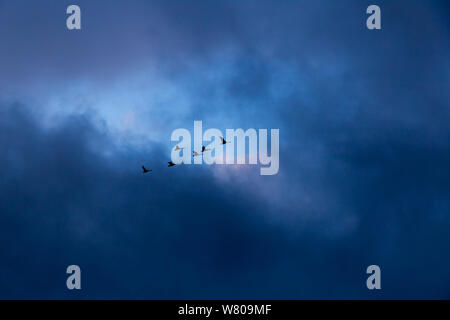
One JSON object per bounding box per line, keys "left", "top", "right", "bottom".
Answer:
{"left": 174, "top": 145, "right": 184, "bottom": 151}
{"left": 201, "top": 146, "right": 210, "bottom": 153}
{"left": 193, "top": 151, "right": 201, "bottom": 157}
{"left": 142, "top": 166, "right": 152, "bottom": 173}
{"left": 168, "top": 161, "right": 176, "bottom": 167}
{"left": 220, "top": 136, "right": 228, "bottom": 145}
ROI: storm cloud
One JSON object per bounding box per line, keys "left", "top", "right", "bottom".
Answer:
{"left": 0, "top": 0, "right": 449, "bottom": 298}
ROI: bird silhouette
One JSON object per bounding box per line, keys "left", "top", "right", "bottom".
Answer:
{"left": 168, "top": 161, "right": 176, "bottom": 167}
{"left": 174, "top": 145, "right": 184, "bottom": 151}
{"left": 220, "top": 136, "right": 228, "bottom": 145}
{"left": 193, "top": 151, "right": 201, "bottom": 157}
{"left": 142, "top": 165, "right": 152, "bottom": 173}
{"left": 201, "top": 146, "right": 210, "bottom": 153}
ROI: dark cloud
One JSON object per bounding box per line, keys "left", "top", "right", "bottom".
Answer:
{"left": 0, "top": 0, "right": 449, "bottom": 299}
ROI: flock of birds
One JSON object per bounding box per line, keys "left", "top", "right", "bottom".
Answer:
{"left": 141, "top": 136, "right": 228, "bottom": 174}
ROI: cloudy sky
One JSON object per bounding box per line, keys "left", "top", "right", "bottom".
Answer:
{"left": 0, "top": 0, "right": 449, "bottom": 299}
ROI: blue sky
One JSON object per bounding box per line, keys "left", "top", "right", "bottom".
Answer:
{"left": 0, "top": 0, "right": 449, "bottom": 298}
